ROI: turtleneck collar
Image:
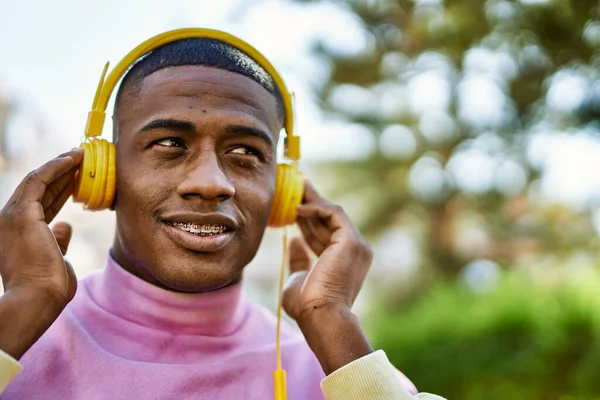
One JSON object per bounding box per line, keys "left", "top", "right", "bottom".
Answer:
{"left": 87, "top": 253, "right": 247, "bottom": 336}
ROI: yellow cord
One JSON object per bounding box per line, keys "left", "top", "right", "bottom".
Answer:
{"left": 274, "top": 227, "right": 289, "bottom": 400}
{"left": 276, "top": 227, "right": 289, "bottom": 369}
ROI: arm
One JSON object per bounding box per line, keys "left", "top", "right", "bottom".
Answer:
{"left": 297, "top": 304, "right": 372, "bottom": 376}
{"left": 0, "top": 288, "right": 68, "bottom": 362}
{"left": 0, "top": 149, "right": 81, "bottom": 365}
{"left": 283, "top": 182, "right": 444, "bottom": 399}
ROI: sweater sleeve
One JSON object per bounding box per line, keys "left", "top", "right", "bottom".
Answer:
{"left": 0, "top": 349, "right": 21, "bottom": 394}
{"left": 321, "top": 350, "right": 445, "bottom": 400}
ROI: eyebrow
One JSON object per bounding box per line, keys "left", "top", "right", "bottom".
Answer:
{"left": 139, "top": 118, "right": 275, "bottom": 148}
{"left": 140, "top": 119, "right": 195, "bottom": 133}
{"left": 225, "top": 125, "right": 274, "bottom": 148}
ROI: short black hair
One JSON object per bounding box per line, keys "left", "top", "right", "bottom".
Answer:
{"left": 114, "top": 38, "right": 285, "bottom": 120}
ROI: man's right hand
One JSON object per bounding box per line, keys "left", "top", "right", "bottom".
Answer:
{"left": 0, "top": 148, "right": 83, "bottom": 359}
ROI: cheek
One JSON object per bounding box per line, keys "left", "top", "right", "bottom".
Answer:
{"left": 235, "top": 173, "right": 276, "bottom": 230}
{"left": 114, "top": 150, "right": 174, "bottom": 216}
{"left": 231, "top": 178, "right": 274, "bottom": 265}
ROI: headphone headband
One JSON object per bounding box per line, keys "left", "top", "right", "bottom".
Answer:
{"left": 85, "top": 28, "right": 299, "bottom": 160}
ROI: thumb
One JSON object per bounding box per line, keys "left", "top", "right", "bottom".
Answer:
{"left": 289, "top": 236, "right": 312, "bottom": 273}
{"left": 282, "top": 237, "right": 312, "bottom": 320}
{"left": 282, "top": 270, "right": 308, "bottom": 321}
{"left": 51, "top": 222, "right": 73, "bottom": 256}
{"left": 63, "top": 257, "right": 78, "bottom": 302}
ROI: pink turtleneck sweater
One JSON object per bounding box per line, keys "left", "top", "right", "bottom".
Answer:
{"left": 0, "top": 255, "right": 433, "bottom": 399}
{"left": 2, "top": 255, "right": 327, "bottom": 399}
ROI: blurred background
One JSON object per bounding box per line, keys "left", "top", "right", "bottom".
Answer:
{"left": 2, "top": 0, "right": 600, "bottom": 398}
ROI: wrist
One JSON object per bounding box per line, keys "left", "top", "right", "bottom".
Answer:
{"left": 9, "top": 285, "right": 68, "bottom": 314}
{"left": 297, "top": 303, "right": 373, "bottom": 375}
{"left": 0, "top": 287, "right": 66, "bottom": 359}
{"left": 4, "top": 280, "right": 71, "bottom": 311}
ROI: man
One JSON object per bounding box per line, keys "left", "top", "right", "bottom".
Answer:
{"left": 0, "top": 36, "right": 443, "bottom": 399}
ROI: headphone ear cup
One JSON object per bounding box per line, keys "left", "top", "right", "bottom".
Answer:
{"left": 73, "top": 138, "right": 116, "bottom": 211}
{"left": 268, "top": 163, "right": 304, "bottom": 228}
{"left": 102, "top": 142, "right": 116, "bottom": 209}
{"left": 73, "top": 141, "right": 94, "bottom": 206}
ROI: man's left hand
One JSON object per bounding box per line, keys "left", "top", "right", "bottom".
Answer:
{"left": 282, "top": 181, "right": 374, "bottom": 375}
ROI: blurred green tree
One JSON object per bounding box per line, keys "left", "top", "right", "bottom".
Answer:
{"left": 365, "top": 267, "right": 600, "bottom": 399}
{"left": 289, "top": 0, "right": 600, "bottom": 280}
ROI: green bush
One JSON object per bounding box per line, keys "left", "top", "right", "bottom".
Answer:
{"left": 365, "top": 272, "right": 600, "bottom": 400}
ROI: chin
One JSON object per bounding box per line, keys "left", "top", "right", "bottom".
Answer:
{"left": 112, "top": 217, "right": 264, "bottom": 293}
{"left": 150, "top": 252, "right": 244, "bottom": 293}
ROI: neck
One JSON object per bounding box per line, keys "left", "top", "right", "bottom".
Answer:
{"left": 90, "top": 253, "right": 247, "bottom": 336}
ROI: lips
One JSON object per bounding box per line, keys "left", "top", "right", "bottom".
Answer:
{"left": 159, "top": 212, "right": 238, "bottom": 252}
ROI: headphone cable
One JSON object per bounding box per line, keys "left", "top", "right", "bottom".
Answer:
{"left": 274, "top": 227, "right": 289, "bottom": 400}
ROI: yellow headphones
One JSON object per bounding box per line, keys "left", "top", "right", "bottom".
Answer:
{"left": 73, "top": 28, "right": 304, "bottom": 228}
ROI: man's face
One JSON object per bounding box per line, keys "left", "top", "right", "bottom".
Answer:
{"left": 111, "top": 65, "right": 282, "bottom": 292}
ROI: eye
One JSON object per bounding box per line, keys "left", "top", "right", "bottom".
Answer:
{"left": 154, "top": 138, "right": 184, "bottom": 148}
{"left": 230, "top": 146, "right": 257, "bottom": 156}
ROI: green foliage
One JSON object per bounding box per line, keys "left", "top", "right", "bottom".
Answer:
{"left": 365, "top": 271, "right": 600, "bottom": 399}
{"left": 292, "top": 0, "right": 600, "bottom": 277}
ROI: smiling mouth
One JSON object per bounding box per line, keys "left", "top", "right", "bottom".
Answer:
{"left": 164, "top": 222, "right": 232, "bottom": 237}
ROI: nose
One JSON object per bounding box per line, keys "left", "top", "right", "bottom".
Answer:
{"left": 176, "top": 151, "right": 235, "bottom": 201}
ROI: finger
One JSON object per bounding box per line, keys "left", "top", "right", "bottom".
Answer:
{"left": 14, "top": 149, "right": 82, "bottom": 204}
{"left": 44, "top": 180, "right": 75, "bottom": 224}
{"left": 296, "top": 203, "right": 352, "bottom": 232}
{"left": 18, "top": 157, "right": 74, "bottom": 203}
{"left": 298, "top": 216, "right": 330, "bottom": 253}
{"left": 297, "top": 217, "right": 327, "bottom": 256}
{"left": 64, "top": 258, "right": 78, "bottom": 302}
{"left": 283, "top": 270, "right": 307, "bottom": 294}
{"left": 51, "top": 222, "right": 73, "bottom": 256}
{"left": 302, "top": 212, "right": 331, "bottom": 245}
{"left": 41, "top": 164, "right": 78, "bottom": 210}
{"left": 289, "top": 236, "right": 312, "bottom": 273}
{"left": 55, "top": 148, "right": 84, "bottom": 159}
{"left": 282, "top": 270, "right": 308, "bottom": 318}
{"left": 6, "top": 149, "right": 82, "bottom": 207}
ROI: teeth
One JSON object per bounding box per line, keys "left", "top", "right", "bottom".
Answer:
{"left": 180, "top": 223, "right": 191, "bottom": 232}
{"left": 190, "top": 224, "right": 201, "bottom": 233}
{"left": 169, "top": 222, "right": 227, "bottom": 236}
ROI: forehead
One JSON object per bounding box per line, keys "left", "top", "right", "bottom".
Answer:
{"left": 117, "top": 65, "right": 282, "bottom": 133}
